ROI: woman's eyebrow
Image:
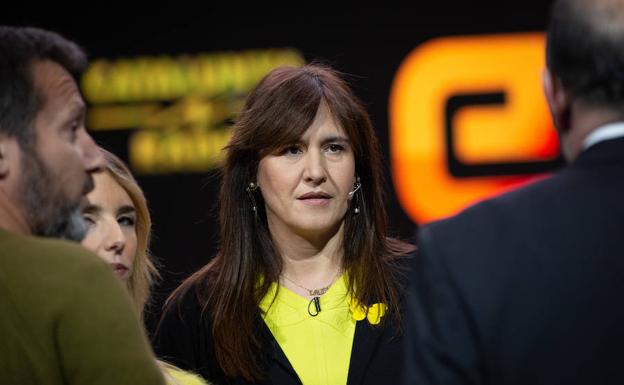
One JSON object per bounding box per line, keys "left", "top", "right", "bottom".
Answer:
{"left": 117, "top": 205, "right": 136, "bottom": 215}
{"left": 320, "top": 136, "right": 350, "bottom": 146}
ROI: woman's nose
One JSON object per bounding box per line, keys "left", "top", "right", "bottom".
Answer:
{"left": 104, "top": 221, "right": 126, "bottom": 254}
{"left": 302, "top": 151, "right": 327, "bottom": 185}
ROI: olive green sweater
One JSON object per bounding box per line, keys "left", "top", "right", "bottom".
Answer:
{"left": 0, "top": 228, "right": 164, "bottom": 385}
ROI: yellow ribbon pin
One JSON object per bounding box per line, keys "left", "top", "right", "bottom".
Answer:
{"left": 349, "top": 299, "right": 387, "bottom": 325}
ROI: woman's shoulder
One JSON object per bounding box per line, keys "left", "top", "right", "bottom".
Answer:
{"left": 383, "top": 239, "right": 417, "bottom": 310}
{"left": 161, "top": 281, "right": 208, "bottom": 327}
{"left": 386, "top": 238, "right": 416, "bottom": 277}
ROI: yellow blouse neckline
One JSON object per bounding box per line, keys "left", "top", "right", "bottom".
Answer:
{"left": 259, "top": 273, "right": 350, "bottom": 327}
{"left": 258, "top": 273, "right": 357, "bottom": 385}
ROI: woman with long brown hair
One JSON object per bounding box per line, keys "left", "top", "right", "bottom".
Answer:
{"left": 155, "top": 64, "right": 414, "bottom": 385}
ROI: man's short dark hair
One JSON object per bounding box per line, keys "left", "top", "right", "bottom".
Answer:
{"left": 546, "top": 0, "right": 624, "bottom": 108}
{"left": 0, "top": 26, "right": 87, "bottom": 147}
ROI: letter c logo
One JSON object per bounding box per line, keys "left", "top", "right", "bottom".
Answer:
{"left": 390, "top": 33, "right": 562, "bottom": 224}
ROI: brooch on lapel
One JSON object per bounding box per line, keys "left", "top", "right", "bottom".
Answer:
{"left": 349, "top": 298, "right": 387, "bottom": 325}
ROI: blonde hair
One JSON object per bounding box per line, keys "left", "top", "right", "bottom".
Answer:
{"left": 99, "top": 148, "right": 159, "bottom": 319}
{"left": 96, "top": 149, "right": 207, "bottom": 385}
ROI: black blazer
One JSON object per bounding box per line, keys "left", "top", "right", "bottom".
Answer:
{"left": 403, "top": 137, "right": 624, "bottom": 385}
{"left": 154, "top": 266, "right": 411, "bottom": 385}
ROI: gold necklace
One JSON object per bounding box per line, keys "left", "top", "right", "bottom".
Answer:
{"left": 281, "top": 270, "right": 342, "bottom": 297}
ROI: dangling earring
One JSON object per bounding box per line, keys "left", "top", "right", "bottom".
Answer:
{"left": 246, "top": 182, "right": 259, "bottom": 212}
{"left": 348, "top": 176, "right": 361, "bottom": 215}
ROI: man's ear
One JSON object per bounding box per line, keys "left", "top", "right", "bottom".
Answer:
{"left": 543, "top": 68, "right": 571, "bottom": 133}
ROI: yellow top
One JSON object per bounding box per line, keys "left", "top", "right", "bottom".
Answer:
{"left": 259, "top": 274, "right": 357, "bottom": 385}
{"left": 165, "top": 366, "right": 209, "bottom": 385}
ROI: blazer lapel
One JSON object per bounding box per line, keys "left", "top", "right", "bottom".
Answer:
{"left": 269, "top": 337, "right": 300, "bottom": 380}
{"left": 346, "top": 320, "right": 385, "bottom": 385}
{"left": 257, "top": 318, "right": 302, "bottom": 383}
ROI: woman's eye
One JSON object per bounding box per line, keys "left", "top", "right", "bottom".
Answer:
{"left": 326, "top": 144, "right": 345, "bottom": 153}
{"left": 325, "top": 143, "right": 348, "bottom": 155}
{"left": 282, "top": 145, "right": 303, "bottom": 156}
{"left": 118, "top": 216, "right": 136, "bottom": 227}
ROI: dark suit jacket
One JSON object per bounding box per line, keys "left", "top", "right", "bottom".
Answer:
{"left": 154, "top": 269, "right": 410, "bottom": 385}
{"left": 403, "top": 137, "right": 624, "bottom": 385}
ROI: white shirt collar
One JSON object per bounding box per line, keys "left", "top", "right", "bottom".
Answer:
{"left": 582, "top": 121, "right": 624, "bottom": 151}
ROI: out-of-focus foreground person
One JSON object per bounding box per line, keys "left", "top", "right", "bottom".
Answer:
{"left": 0, "top": 26, "right": 164, "bottom": 385}
{"left": 403, "top": 1, "right": 624, "bottom": 384}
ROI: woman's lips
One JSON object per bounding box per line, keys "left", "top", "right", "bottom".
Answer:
{"left": 298, "top": 192, "right": 332, "bottom": 206}
{"left": 111, "top": 263, "right": 129, "bottom": 278}
{"left": 300, "top": 198, "right": 330, "bottom": 206}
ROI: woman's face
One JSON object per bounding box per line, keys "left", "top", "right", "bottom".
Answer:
{"left": 81, "top": 171, "right": 137, "bottom": 282}
{"left": 256, "top": 103, "right": 356, "bottom": 241}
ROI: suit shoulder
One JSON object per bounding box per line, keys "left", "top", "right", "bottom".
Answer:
{"left": 423, "top": 172, "right": 568, "bottom": 238}
{"left": 0, "top": 232, "right": 109, "bottom": 280}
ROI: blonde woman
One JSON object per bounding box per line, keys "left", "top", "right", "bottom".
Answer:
{"left": 81, "top": 148, "right": 207, "bottom": 385}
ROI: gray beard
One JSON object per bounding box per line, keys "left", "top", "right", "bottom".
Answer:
{"left": 38, "top": 205, "right": 88, "bottom": 242}
{"left": 17, "top": 147, "right": 90, "bottom": 242}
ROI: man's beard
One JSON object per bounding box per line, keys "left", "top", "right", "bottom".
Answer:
{"left": 17, "top": 148, "right": 92, "bottom": 242}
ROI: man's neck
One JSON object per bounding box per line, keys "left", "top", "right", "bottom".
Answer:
{"left": 0, "top": 193, "right": 31, "bottom": 235}
{"left": 0, "top": 198, "right": 32, "bottom": 235}
{"left": 582, "top": 122, "right": 624, "bottom": 151}
{"left": 563, "top": 101, "right": 624, "bottom": 161}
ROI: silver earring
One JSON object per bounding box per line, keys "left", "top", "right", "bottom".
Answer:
{"left": 348, "top": 177, "right": 361, "bottom": 199}
{"left": 349, "top": 176, "right": 361, "bottom": 215}
{"left": 246, "top": 182, "right": 259, "bottom": 212}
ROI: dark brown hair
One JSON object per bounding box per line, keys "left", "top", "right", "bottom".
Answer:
{"left": 547, "top": 0, "right": 624, "bottom": 108}
{"left": 166, "top": 63, "right": 414, "bottom": 381}
{"left": 0, "top": 26, "right": 87, "bottom": 148}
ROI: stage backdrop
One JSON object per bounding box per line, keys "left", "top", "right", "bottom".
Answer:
{"left": 5, "top": 1, "right": 560, "bottom": 333}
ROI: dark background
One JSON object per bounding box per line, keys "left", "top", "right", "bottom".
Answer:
{"left": 4, "top": 2, "right": 555, "bottom": 334}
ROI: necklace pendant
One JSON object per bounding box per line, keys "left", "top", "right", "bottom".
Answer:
{"left": 309, "top": 288, "right": 327, "bottom": 296}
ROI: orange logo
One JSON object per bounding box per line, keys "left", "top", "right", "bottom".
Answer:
{"left": 389, "top": 33, "right": 562, "bottom": 225}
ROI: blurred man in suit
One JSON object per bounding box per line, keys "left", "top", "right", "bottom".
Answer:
{"left": 0, "top": 26, "right": 164, "bottom": 385}
{"left": 403, "top": 0, "right": 624, "bottom": 384}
